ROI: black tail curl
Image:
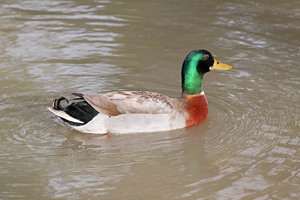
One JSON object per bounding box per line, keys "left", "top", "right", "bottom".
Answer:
{"left": 53, "top": 97, "right": 69, "bottom": 110}
{"left": 52, "top": 95, "right": 99, "bottom": 126}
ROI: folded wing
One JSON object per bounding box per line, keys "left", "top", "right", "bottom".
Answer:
{"left": 81, "top": 91, "right": 175, "bottom": 116}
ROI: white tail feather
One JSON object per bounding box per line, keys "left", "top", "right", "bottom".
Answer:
{"left": 47, "top": 107, "right": 84, "bottom": 124}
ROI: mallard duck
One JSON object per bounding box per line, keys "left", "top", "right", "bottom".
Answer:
{"left": 48, "top": 49, "right": 232, "bottom": 134}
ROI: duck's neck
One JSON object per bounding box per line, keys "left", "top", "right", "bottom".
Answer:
{"left": 181, "top": 58, "right": 204, "bottom": 95}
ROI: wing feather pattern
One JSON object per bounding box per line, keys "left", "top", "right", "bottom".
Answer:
{"left": 82, "top": 91, "right": 174, "bottom": 116}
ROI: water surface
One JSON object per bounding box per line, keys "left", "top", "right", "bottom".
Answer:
{"left": 0, "top": 0, "right": 299, "bottom": 199}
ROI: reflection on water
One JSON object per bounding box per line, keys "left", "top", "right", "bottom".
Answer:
{"left": 0, "top": 0, "right": 299, "bottom": 199}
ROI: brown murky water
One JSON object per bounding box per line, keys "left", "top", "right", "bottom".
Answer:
{"left": 0, "top": 0, "right": 299, "bottom": 199}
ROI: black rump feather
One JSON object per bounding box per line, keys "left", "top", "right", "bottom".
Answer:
{"left": 53, "top": 95, "right": 99, "bottom": 126}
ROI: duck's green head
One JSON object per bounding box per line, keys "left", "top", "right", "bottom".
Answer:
{"left": 181, "top": 49, "right": 232, "bottom": 95}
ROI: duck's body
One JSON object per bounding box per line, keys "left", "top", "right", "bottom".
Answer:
{"left": 49, "top": 91, "right": 208, "bottom": 134}
{"left": 49, "top": 49, "right": 231, "bottom": 134}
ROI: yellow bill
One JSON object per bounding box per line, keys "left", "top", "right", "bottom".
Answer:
{"left": 210, "top": 59, "right": 232, "bottom": 71}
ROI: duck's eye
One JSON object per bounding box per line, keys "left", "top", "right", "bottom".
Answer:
{"left": 203, "top": 54, "right": 209, "bottom": 60}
